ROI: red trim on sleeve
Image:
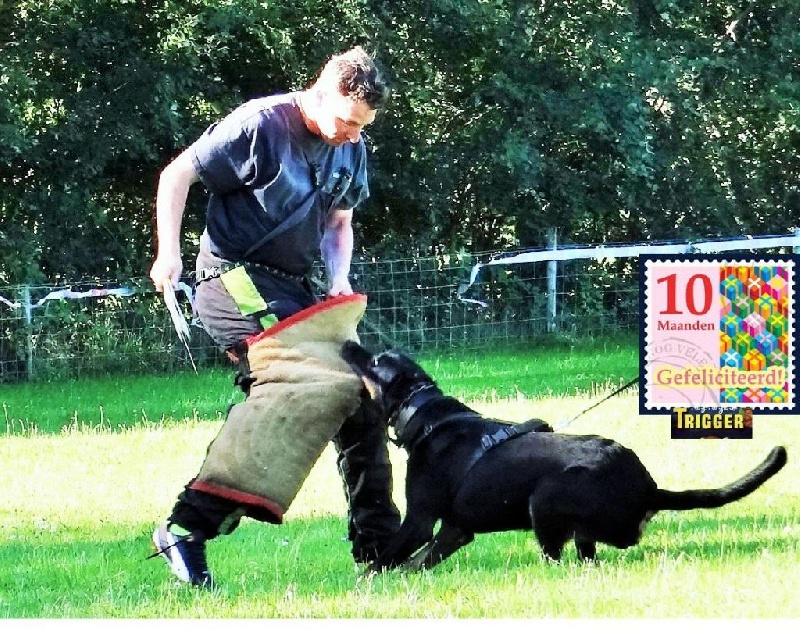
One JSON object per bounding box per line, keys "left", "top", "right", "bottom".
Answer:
{"left": 189, "top": 480, "right": 285, "bottom": 524}
{"left": 246, "top": 293, "right": 367, "bottom": 347}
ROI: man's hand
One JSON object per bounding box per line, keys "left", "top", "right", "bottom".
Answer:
{"left": 150, "top": 253, "right": 183, "bottom": 292}
{"left": 327, "top": 275, "right": 354, "bottom": 297}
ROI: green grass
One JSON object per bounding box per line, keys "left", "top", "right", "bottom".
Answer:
{"left": 2, "top": 337, "right": 798, "bottom": 618}
{"left": 0, "top": 369, "right": 243, "bottom": 434}
{"left": 421, "top": 334, "right": 639, "bottom": 400}
{"left": 0, "top": 335, "right": 638, "bottom": 434}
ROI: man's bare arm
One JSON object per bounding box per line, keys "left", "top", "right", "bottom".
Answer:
{"left": 149, "top": 149, "right": 200, "bottom": 291}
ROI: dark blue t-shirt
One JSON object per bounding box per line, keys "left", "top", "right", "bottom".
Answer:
{"left": 190, "top": 92, "right": 370, "bottom": 275}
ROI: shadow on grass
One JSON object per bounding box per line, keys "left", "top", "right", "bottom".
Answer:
{"left": 2, "top": 509, "right": 796, "bottom": 617}
{"left": 457, "top": 511, "right": 798, "bottom": 569}
{"left": 607, "top": 511, "right": 799, "bottom": 563}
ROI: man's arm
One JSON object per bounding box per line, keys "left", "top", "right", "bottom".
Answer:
{"left": 149, "top": 149, "right": 200, "bottom": 292}
{"left": 320, "top": 208, "right": 355, "bottom": 297}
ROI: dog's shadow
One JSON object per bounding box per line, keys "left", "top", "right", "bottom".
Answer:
{"left": 428, "top": 510, "right": 796, "bottom": 570}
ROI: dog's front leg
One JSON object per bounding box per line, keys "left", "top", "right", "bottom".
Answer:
{"left": 370, "top": 514, "right": 436, "bottom": 572}
{"left": 400, "top": 521, "right": 474, "bottom": 572}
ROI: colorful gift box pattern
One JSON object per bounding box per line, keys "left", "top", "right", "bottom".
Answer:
{"left": 735, "top": 266, "right": 751, "bottom": 284}
{"left": 755, "top": 295, "right": 777, "bottom": 319}
{"left": 745, "top": 276, "right": 765, "bottom": 301}
{"left": 742, "top": 312, "right": 766, "bottom": 337}
{"left": 721, "top": 388, "right": 741, "bottom": 403}
{"left": 754, "top": 331, "right": 778, "bottom": 356}
{"left": 768, "top": 349, "right": 787, "bottom": 367}
{"left": 720, "top": 295, "right": 732, "bottom": 318}
{"left": 721, "top": 275, "right": 743, "bottom": 300}
{"left": 743, "top": 388, "right": 768, "bottom": 403}
{"left": 721, "top": 314, "right": 743, "bottom": 338}
{"left": 733, "top": 331, "right": 753, "bottom": 357}
{"left": 755, "top": 265, "right": 774, "bottom": 282}
{"left": 732, "top": 295, "right": 753, "bottom": 319}
{"left": 718, "top": 262, "right": 792, "bottom": 404}
{"left": 766, "top": 388, "right": 787, "bottom": 403}
{"left": 720, "top": 333, "right": 732, "bottom": 355}
{"left": 767, "top": 313, "right": 787, "bottom": 338}
{"left": 721, "top": 350, "right": 742, "bottom": 368}
{"left": 766, "top": 275, "right": 787, "bottom": 303}
{"left": 743, "top": 349, "right": 766, "bottom": 371}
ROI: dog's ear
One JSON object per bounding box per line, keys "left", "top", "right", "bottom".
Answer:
{"left": 519, "top": 418, "right": 554, "bottom": 433}
{"left": 384, "top": 349, "right": 433, "bottom": 382}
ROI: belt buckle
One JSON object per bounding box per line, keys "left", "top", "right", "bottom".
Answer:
{"left": 197, "top": 266, "right": 221, "bottom": 283}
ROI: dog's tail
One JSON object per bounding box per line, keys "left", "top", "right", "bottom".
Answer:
{"left": 651, "top": 446, "right": 787, "bottom": 511}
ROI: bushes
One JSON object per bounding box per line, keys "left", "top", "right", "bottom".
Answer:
{"left": 0, "top": 282, "right": 222, "bottom": 382}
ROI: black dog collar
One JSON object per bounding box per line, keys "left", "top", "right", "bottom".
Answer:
{"left": 391, "top": 383, "right": 440, "bottom": 444}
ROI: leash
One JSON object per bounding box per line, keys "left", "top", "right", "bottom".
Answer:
{"left": 555, "top": 376, "right": 639, "bottom": 431}
{"left": 163, "top": 283, "right": 198, "bottom": 373}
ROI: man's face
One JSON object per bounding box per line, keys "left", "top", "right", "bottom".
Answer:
{"left": 315, "top": 91, "right": 377, "bottom": 146}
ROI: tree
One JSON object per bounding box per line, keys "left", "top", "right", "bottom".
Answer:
{"left": 1, "top": 0, "right": 797, "bottom": 286}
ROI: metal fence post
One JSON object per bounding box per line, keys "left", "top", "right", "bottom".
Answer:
{"left": 22, "top": 285, "right": 33, "bottom": 380}
{"left": 547, "top": 228, "right": 558, "bottom": 332}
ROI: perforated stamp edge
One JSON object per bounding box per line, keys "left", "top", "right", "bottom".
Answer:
{"left": 639, "top": 254, "right": 797, "bottom": 415}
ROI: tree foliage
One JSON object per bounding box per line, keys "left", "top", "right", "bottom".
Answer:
{"left": 1, "top": 0, "right": 797, "bottom": 284}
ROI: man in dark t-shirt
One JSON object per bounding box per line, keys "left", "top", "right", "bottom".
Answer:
{"left": 149, "top": 47, "right": 400, "bottom": 588}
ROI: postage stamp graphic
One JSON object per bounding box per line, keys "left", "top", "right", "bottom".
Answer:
{"left": 640, "top": 255, "right": 796, "bottom": 414}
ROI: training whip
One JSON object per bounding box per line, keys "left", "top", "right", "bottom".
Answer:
{"left": 163, "top": 283, "right": 198, "bottom": 373}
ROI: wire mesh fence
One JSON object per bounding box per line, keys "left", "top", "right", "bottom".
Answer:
{"left": 352, "top": 253, "right": 639, "bottom": 351}
{"left": 6, "top": 228, "right": 800, "bottom": 384}
{"left": 0, "top": 253, "right": 639, "bottom": 382}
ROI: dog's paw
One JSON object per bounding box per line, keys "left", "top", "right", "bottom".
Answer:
{"left": 354, "top": 561, "right": 380, "bottom": 578}
{"left": 361, "top": 559, "right": 389, "bottom": 574}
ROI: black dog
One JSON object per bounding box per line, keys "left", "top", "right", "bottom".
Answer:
{"left": 341, "top": 342, "right": 788, "bottom": 571}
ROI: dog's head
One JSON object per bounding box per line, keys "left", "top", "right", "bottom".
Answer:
{"left": 341, "top": 341, "right": 436, "bottom": 423}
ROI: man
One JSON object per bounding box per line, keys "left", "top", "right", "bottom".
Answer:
{"left": 149, "top": 46, "right": 400, "bottom": 588}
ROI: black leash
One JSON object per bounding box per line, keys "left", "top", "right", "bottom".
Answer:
{"left": 555, "top": 376, "right": 639, "bottom": 431}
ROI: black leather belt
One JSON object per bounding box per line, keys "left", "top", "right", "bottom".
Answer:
{"left": 195, "top": 261, "right": 306, "bottom": 284}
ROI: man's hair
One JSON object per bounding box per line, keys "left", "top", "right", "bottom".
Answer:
{"left": 315, "top": 46, "right": 389, "bottom": 110}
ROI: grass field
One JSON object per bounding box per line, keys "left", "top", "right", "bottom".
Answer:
{"left": 1, "top": 338, "right": 798, "bottom": 619}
